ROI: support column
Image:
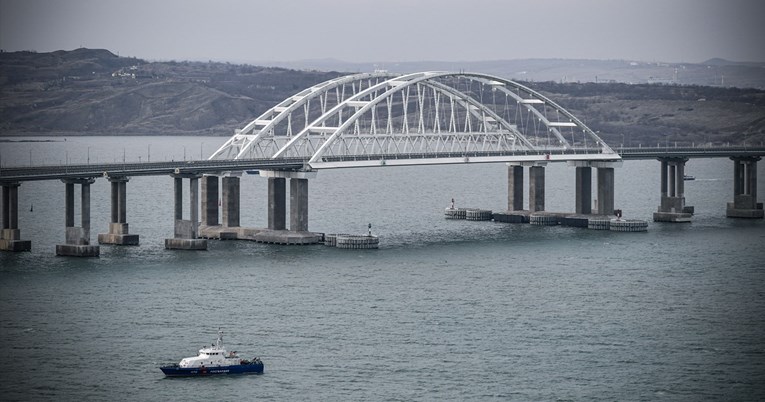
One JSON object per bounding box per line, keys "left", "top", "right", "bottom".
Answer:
{"left": 507, "top": 165, "right": 524, "bottom": 211}
{"left": 654, "top": 157, "right": 693, "bottom": 222}
{"left": 528, "top": 165, "right": 545, "bottom": 212}
{"left": 727, "top": 156, "right": 763, "bottom": 218}
{"left": 255, "top": 170, "right": 320, "bottom": 245}
{"left": 99, "top": 176, "right": 139, "bottom": 245}
{"left": 165, "top": 174, "right": 207, "bottom": 250}
{"left": 201, "top": 175, "right": 219, "bottom": 227}
{"left": 222, "top": 176, "right": 240, "bottom": 228}
{"left": 290, "top": 178, "right": 309, "bottom": 232}
{"left": 57, "top": 178, "right": 99, "bottom": 257}
{"left": 268, "top": 177, "right": 286, "bottom": 230}
{"left": 65, "top": 182, "right": 75, "bottom": 228}
{"left": 596, "top": 167, "right": 615, "bottom": 216}
{"left": 0, "top": 182, "right": 31, "bottom": 252}
{"left": 575, "top": 166, "right": 592, "bottom": 214}
{"left": 190, "top": 176, "right": 199, "bottom": 238}
{"left": 174, "top": 177, "right": 183, "bottom": 221}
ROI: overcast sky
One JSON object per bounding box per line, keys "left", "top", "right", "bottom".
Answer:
{"left": 1, "top": 0, "right": 764, "bottom": 64}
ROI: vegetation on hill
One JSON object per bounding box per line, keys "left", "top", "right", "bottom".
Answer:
{"left": 1, "top": 49, "right": 763, "bottom": 146}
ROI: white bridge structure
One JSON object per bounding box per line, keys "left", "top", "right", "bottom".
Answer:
{"left": 209, "top": 71, "right": 620, "bottom": 169}
{"left": 4, "top": 73, "right": 761, "bottom": 254}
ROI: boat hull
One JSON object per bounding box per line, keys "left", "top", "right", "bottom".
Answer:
{"left": 160, "top": 362, "right": 264, "bottom": 377}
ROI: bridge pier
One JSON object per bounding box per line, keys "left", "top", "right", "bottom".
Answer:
{"left": 165, "top": 174, "right": 207, "bottom": 250}
{"left": 254, "top": 170, "right": 320, "bottom": 244}
{"left": 221, "top": 176, "right": 241, "bottom": 228}
{"left": 575, "top": 166, "right": 592, "bottom": 214}
{"left": 201, "top": 175, "right": 219, "bottom": 227}
{"left": 727, "top": 156, "right": 763, "bottom": 218}
{"left": 502, "top": 162, "right": 545, "bottom": 223}
{"left": 56, "top": 178, "right": 99, "bottom": 257}
{"left": 505, "top": 162, "right": 546, "bottom": 212}
{"left": 199, "top": 174, "right": 241, "bottom": 239}
{"left": 0, "top": 182, "right": 31, "bottom": 251}
{"left": 507, "top": 165, "right": 524, "bottom": 211}
{"left": 597, "top": 165, "right": 615, "bottom": 215}
{"left": 98, "top": 176, "right": 139, "bottom": 245}
{"left": 568, "top": 160, "right": 620, "bottom": 216}
{"left": 653, "top": 157, "right": 694, "bottom": 222}
{"left": 529, "top": 165, "right": 546, "bottom": 212}
{"left": 267, "top": 176, "right": 287, "bottom": 230}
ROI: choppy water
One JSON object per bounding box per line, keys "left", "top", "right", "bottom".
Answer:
{"left": 1, "top": 136, "right": 764, "bottom": 401}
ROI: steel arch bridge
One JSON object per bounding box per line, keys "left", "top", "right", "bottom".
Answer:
{"left": 209, "top": 71, "right": 620, "bottom": 169}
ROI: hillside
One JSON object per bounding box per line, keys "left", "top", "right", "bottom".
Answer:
{"left": 1, "top": 49, "right": 763, "bottom": 146}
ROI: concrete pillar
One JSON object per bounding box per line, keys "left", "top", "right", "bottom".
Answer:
{"left": 575, "top": 166, "right": 592, "bottom": 214}
{"left": 1, "top": 186, "right": 8, "bottom": 229}
{"left": 676, "top": 161, "right": 685, "bottom": 199}
{"left": 668, "top": 163, "right": 676, "bottom": 197}
{"left": 749, "top": 159, "right": 758, "bottom": 200}
{"left": 597, "top": 167, "right": 615, "bottom": 216}
{"left": 110, "top": 181, "right": 119, "bottom": 223}
{"left": 0, "top": 182, "right": 31, "bottom": 252}
{"left": 99, "top": 176, "right": 139, "bottom": 246}
{"left": 58, "top": 178, "right": 99, "bottom": 257}
{"left": 65, "top": 182, "right": 75, "bottom": 227}
{"left": 118, "top": 180, "right": 127, "bottom": 224}
{"left": 529, "top": 166, "right": 545, "bottom": 212}
{"left": 655, "top": 157, "right": 692, "bottom": 222}
{"left": 290, "top": 178, "right": 309, "bottom": 232}
{"left": 507, "top": 165, "right": 524, "bottom": 211}
{"left": 222, "top": 176, "right": 240, "bottom": 227}
{"left": 190, "top": 176, "right": 199, "bottom": 238}
{"left": 727, "top": 156, "right": 763, "bottom": 218}
{"left": 174, "top": 177, "right": 183, "bottom": 221}
{"left": 268, "top": 177, "right": 286, "bottom": 230}
{"left": 201, "top": 175, "right": 219, "bottom": 226}
{"left": 166, "top": 174, "right": 207, "bottom": 250}
{"left": 8, "top": 185, "right": 18, "bottom": 229}
{"left": 81, "top": 181, "right": 91, "bottom": 241}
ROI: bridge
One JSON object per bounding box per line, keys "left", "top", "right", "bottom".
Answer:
{"left": 1, "top": 71, "right": 763, "bottom": 255}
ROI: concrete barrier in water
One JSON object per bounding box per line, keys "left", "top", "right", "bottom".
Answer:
{"left": 444, "top": 208, "right": 467, "bottom": 219}
{"left": 465, "top": 209, "right": 493, "bottom": 221}
{"left": 587, "top": 218, "right": 611, "bottom": 230}
{"left": 335, "top": 235, "right": 379, "bottom": 249}
{"left": 609, "top": 219, "right": 648, "bottom": 232}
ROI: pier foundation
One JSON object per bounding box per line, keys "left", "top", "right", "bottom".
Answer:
{"left": 575, "top": 166, "right": 592, "bottom": 214}
{"left": 727, "top": 156, "right": 763, "bottom": 218}
{"left": 98, "top": 176, "right": 139, "bottom": 245}
{"left": 165, "top": 174, "right": 207, "bottom": 250}
{"left": 529, "top": 165, "right": 545, "bottom": 212}
{"left": 201, "top": 175, "right": 219, "bottom": 227}
{"left": 654, "top": 157, "right": 694, "bottom": 222}
{"left": 568, "top": 160, "right": 621, "bottom": 217}
{"left": 597, "top": 166, "right": 615, "bottom": 216}
{"left": 253, "top": 170, "right": 321, "bottom": 245}
{"left": 507, "top": 165, "right": 524, "bottom": 211}
{"left": 221, "top": 176, "right": 241, "bottom": 228}
{"left": 0, "top": 182, "right": 31, "bottom": 251}
{"left": 57, "top": 178, "right": 99, "bottom": 257}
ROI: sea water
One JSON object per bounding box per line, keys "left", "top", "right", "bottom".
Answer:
{"left": 0, "top": 136, "right": 763, "bottom": 401}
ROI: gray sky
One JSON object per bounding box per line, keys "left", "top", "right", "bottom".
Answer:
{"left": 1, "top": 0, "right": 764, "bottom": 64}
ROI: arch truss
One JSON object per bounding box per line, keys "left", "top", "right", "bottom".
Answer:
{"left": 210, "top": 71, "right": 619, "bottom": 169}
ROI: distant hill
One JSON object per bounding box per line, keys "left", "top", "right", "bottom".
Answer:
{"left": 0, "top": 48, "right": 340, "bottom": 136}
{"left": 255, "top": 57, "right": 765, "bottom": 89}
{"left": 1, "top": 49, "right": 763, "bottom": 146}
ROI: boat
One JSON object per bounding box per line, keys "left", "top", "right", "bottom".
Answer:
{"left": 684, "top": 175, "right": 695, "bottom": 181}
{"left": 160, "top": 329, "right": 264, "bottom": 376}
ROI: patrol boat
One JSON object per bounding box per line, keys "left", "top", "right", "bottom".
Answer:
{"left": 160, "top": 329, "right": 264, "bottom": 376}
